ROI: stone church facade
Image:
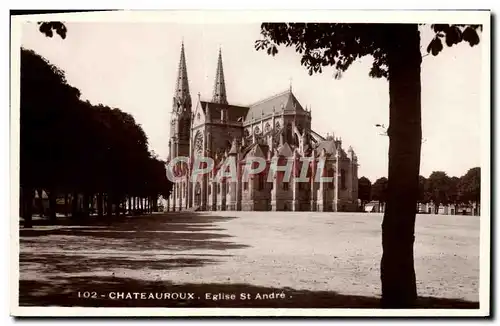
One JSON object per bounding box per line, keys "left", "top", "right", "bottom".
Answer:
{"left": 167, "top": 43, "right": 359, "bottom": 212}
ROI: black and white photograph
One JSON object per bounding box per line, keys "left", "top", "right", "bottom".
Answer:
{"left": 10, "top": 10, "right": 491, "bottom": 317}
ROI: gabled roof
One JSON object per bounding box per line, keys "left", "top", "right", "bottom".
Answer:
{"left": 200, "top": 101, "right": 249, "bottom": 123}
{"left": 228, "top": 139, "right": 239, "bottom": 154}
{"left": 246, "top": 143, "right": 268, "bottom": 159}
{"left": 315, "top": 139, "right": 337, "bottom": 155}
{"left": 277, "top": 142, "right": 293, "bottom": 157}
{"left": 245, "top": 89, "right": 305, "bottom": 120}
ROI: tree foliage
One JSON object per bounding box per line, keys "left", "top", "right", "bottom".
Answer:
{"left": 425, "top": 171, "right": 451, "bottom": 210}
{"left": 416, "top": 168, "right": 480, "bottom": 209}
{"left": 457, "top": 167, "right": 481, "bottom": 204}
{"left": 255, "top": 23, "right": 480, "bottom": 80}
{"left": 38, "top": 22, "right": 67, "bottom": 39}
{"left": 358, "top": 176, "right": 372, "bottom": 207}
{"left": 20, "top": 48, "right": 173, "bottom": 226}
{"left": 371, "top": 177, "right": 388, "bottom": 204}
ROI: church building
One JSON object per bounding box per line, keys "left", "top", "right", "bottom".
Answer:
{"left": 167, "top": 43, "right": 359, "bottom": 212}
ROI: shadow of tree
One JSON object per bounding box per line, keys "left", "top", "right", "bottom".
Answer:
{"left": 19, "top": 276, "right": 479, "bottom": 309}
{"left": 20, "top": 253, "right": 220, "bottom": 273}
{"left": 20, "top": 212, "right": 249, "bottom": 252}
{"left": 19, "top": 212, "right": 479, "bottom": 310}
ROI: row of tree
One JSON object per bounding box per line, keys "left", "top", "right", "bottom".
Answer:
{"left": 358, "top": 167, "right": 481, "bottom": 212}
{"left": 20, "top": 48, "right": 173, "bottom": 228}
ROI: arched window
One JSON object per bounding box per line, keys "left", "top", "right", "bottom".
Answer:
{"left": 265, "top": 122, "right": 271, "bottom": 133}
{"left": 258, "top": 174, "right": 265, "bottom": 191}
{"left": 194, "top": 131, "right": 203, "bottom": 154}
{"left": 341, "top": 169, "right": 346, "bottom": 190}
{"left": 286, "top": 123, "right": 293, "bottom": 143}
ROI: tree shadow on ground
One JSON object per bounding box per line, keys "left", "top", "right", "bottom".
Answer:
{"left": 19, "top": 276, "right": 479, "bottom": 309}
{"left": 19, "top": 212, "right": 248, "bottom": 252}
{"left": 20, "top": 252, "right": 222, "bottom": 273}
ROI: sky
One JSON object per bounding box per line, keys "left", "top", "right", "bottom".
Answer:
{"left": 20, "top": 21, "right": 483, "bottom": 182}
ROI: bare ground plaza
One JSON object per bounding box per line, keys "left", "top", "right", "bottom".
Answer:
{"left": 19, "top": 211, "right": 479, "bottom": 308}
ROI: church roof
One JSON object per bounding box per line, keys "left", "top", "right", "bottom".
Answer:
{"left": 245, "top": 89, "right": 305, "bottom": 121}
{"left": 200, "top": 101, "right": 249, "bottom": 123}
{"left": 243, "top": 142, "right": 270, "bottom": 159}
{"left": 315, "top": 139, "right": 337, "bottom": 155}
{"left": 228, "top": 139, "right": 239, "bottom": 154}
{"left": 277, "top": 142, "right": 293, "bottom": 157}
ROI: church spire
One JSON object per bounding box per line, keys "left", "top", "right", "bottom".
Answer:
{"left": 212, "top": 48, "right": 228, "bottom": 104}
{"left": 174, "top": 41, "right": 191, "bottom": 108}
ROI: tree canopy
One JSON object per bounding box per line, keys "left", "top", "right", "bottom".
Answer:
{"left": 358, "top": 176, "right": 372, "bottom": 206}
{"left": 371, "top": 177, "right": 388, "bottom": 204}
{"left": 255, "top": 23, "right": 481, "bottom": 79}
{"left": 20, "top": 47, "right": 173, "bottom": 226}
{"left": 416, "top": 168, "right": 480, "bottom": 208}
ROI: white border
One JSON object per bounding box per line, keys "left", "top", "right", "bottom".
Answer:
{"left": 9, "top": 10, "right": 491, "bottom": 318}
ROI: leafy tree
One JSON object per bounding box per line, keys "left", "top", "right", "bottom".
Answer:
{"left": 447, "top": 176, "right": 461, "bottom": 214}
{"left": 425, "top": 171, "right": 451, "bottom": 213}
{"left": 358, "top": 176, "right": 372, "bottom": 209}
{"left": 255, "top": 23, "right": 481, "bottom": 307}
{"left": 371, "top": 177, "right": 388, "bottom": 206}
{"left": 458, "top": 167, "right": 481, "bottom": 205}
{"left": 38, "top": 22, "right": 67, "bottom": 39}
{"left": 20, "top": 48, "right": 81, "bottom": 226}
{"left": 418, "top": 175, "right": 429, "bottom": 204}
{"left": 20, "top": 47, "right": 173, "bottom": 226}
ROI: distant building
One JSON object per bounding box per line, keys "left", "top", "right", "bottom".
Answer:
{"left": 417, "top": 202, "right": 480, "bottom": 216}
{"left": 166, "top": 43, "right": 359, "bottom": 212}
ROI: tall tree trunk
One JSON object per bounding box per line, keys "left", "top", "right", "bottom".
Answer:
{"left": 71, "top": 191, "right": 79, "bottom": 219}
{"left": 22, "top": 187, "right": 34, "bottom": 228}
{"left": 381, "top": 24, "right": 422, "bottom": 308}
{"left": 36, "top": 188, "right": 45, "bottom": 217}
{"left": 97, "top": 193, "right": 103, "bottom": 218}
{"left": 64, "top": 193, "right": 69, "bottom": 217}
{"left": 114, "top": 197, "right": 120, "bottom": 217}
{"left": 82, "top": 193, "right": 89, "bottom": 219}
{"left": 47, "top": 188, "right": 57, "bottom": 222}
{"left": 107, "top": 193, "right": 113, "bottom": 218}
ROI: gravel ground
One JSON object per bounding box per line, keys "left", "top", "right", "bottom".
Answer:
{"left": 18, "top": 211, "right": 480, "bottom": 308}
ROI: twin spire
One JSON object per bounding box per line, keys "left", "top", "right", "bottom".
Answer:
{"left": 212, "top": 48, "right": 228, "bottom": 104}
{"left": 174, "top": 42, "right": 191, "bottom": 108}
{"left": 174, "top": 43, "right": 228, "bottom": 106}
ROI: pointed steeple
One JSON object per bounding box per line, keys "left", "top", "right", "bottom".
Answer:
{"left": 174, "top": 41, "right": 191, "bottom": 108}
{"left": 212, "top": 48, "right": 228, "bottom": 104}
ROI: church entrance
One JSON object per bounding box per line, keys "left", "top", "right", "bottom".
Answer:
{"left": 194, "top": 182, "right": 202, "bottom": 207}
